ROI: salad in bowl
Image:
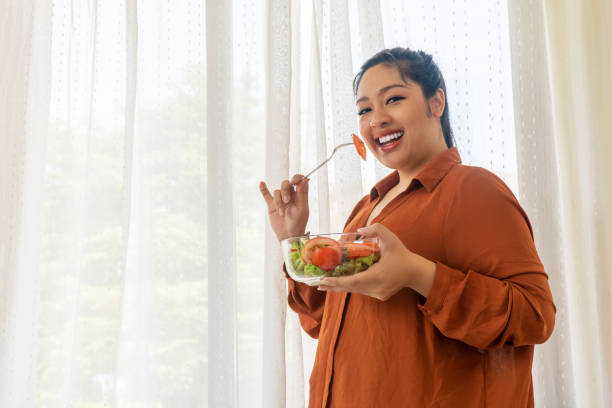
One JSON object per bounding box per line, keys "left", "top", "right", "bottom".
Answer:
{"left": 281, "top": 232, "right": 381, "bottom": 286}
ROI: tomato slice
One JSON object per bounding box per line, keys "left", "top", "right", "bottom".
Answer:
{"left": 352, "top": 133, "right": 367, "bottom": 160}
{"left": 301, "top": 237, "right": 342, "bottom": 264}
{"left": 343, "top": 242, "right": 379, "bottom": 259}
{"left": 361, "top": 242, "right": 380, "bottom": 251}
{"left": 311, "top": 246, "right": 342, "bottom": 270}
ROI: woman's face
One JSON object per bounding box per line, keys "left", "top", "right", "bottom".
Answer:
{"left": 355, "top": 63, "right": 445, "bottom": 172}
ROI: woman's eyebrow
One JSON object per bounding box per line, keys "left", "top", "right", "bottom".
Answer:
{"left": 356, "top": 83, "right": 408, "bottom": 104}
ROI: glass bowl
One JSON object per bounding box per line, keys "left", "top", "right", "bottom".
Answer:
{"left": 281, "top": 232, "right": 381, "bottom": 286}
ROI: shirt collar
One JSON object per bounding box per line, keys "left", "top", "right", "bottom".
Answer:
{"left": 370, "top": 147, "right": 462, "bottom": 200}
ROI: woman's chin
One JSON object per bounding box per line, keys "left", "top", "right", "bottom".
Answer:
{"left": 374, "top": 148, "right": 409, "bottom": 170}
{"left": 377, "top": 157, "right": 406, "bottom": 171}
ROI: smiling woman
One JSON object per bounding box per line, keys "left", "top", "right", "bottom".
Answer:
{"left": 260, "top": 47, "right": 556, "bottom": 408}
{"left": 354, "top": 50, "right": 454, "bottom": 144}
{"left": 355, "top": 63, "right": 447, "bottom": 196}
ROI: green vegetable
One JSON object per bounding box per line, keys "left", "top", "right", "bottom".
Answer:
{"left": 332, "top": 260, "right": 356, "bottom": 277}
{"left": 290, "top": 241, "right": 303, "bottom": 252}
{"left": 292, "top": 256, "right": 305, "bottom": 273}
{"left": 304, "top": 263, "right": 326, "bottom": 276}
{"left": 356, "top": 253, "right": 378, "bottom": 267}
{"left": 289, "top": 242, "right": 306, "bottom": 273}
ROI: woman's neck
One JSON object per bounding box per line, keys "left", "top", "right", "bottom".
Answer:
{"left": 396, "top": 143, "right": 448, "bottom": 188}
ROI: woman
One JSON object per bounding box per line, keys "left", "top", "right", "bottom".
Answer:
{"left": 259, "top": 48, "right": 555, "bottom": 407}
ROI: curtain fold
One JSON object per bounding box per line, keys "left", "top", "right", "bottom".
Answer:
{"left": 262, "top": 0, "right": 292, "bottom": 406}
{"left": 507, "top": 2, "right": 572, "bottom": 406}
{"left": 0, "top": 1, "right": 52, "bottom": 407}
{"left": 206, "top": 0, "right": 237, "bottom": 406}
{"left": 113, "top": 7, "right": 138, "bottom": 403}
{"left": 508, "top": 0, "right": 612, "bottom": 406}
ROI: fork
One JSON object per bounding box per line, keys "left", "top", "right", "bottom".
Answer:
{"left": 270, "top": 141, "right": 354, "bottom": 215}
{"left": 293, "top": 142, "right": 354, "bottom": 186}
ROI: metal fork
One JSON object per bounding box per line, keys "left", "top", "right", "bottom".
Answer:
{"left": 293, "top": 142, "right": 353, "bottom": 185}
{"left": 271, "top": 141, "right": 354, "bottom": 214}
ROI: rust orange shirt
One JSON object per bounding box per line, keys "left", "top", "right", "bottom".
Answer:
{"left": 285, "top": 147, "right": 556, "bottom": 408}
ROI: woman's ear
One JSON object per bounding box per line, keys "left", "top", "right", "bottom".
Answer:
{"left": 428, "top": 88, "right": 445, "bottom": 118}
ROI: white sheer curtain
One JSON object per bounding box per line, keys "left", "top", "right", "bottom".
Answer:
{"left": 508, "top": 1, "right": 612, "bottom": 407}
{"left": 3, "top": 0, "right": 591, "bottom": 407}
{"left": 2, "top": 0, "right": 262, "bottom": 406}
{"left": 0, "top": 2, "right": 52, "bottom": 406}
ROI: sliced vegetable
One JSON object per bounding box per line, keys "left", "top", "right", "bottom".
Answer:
{"left": 301, "top": 236, "right": 342, "bottom": 264}
{"left": 361, "top": 242, "right": 380, "bottom": 251}
{"left": 311, "top": 246, "right": 342, "bottom": 270}
{"left": 352, "top": 133, "right": 367, "bottom": 160}
{"left": 342, "top": 242, "right": 379, "bottom": 259}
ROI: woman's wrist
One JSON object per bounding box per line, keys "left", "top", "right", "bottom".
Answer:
{"left": 404, "top": 252, "right": 436, "bottom": 298}
{"left": 275, "top": 226, "right": 306, "bottom": 242}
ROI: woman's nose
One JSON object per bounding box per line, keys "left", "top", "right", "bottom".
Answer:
{"left": 369, "top": 110, "right": 390, "bottom": 128}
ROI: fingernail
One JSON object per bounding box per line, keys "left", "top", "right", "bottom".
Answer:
{"left": 283, "top": 194, "right": 289, "bottom": 203}
{"left": 317, "top": 287, "right": 326, "bottom": 291}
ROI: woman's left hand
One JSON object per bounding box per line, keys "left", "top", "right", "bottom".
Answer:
{"left": 318, "top": 223, "right": 437, "bottom": 300}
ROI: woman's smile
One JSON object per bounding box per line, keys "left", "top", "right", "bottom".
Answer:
{"left": 376, "top": 130, "right": 404, "bottom": 147}
{"left": 374, "top": 129, "right": 405, "bottom": 155}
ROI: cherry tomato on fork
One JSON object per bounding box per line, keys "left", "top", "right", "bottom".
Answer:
{"left": 352, "top": 133, "right": 367, "bottom": 160}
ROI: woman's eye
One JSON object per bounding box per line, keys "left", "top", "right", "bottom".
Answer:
{"left": 386, "top": 96, "right": 404, "bottom": 104}
{"left": 357, "top": 107, "right": 371, "bottom": 116}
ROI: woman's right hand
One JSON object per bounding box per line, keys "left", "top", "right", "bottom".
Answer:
{"left": 259, "top": 174, "right": 310, "bottom": 242}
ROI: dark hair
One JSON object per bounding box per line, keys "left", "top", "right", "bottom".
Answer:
{"left": 353, "top": 47, "right": 455, "bottom": 148}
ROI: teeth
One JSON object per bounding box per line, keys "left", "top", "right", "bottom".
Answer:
{"left": 379, "top": 131, "right": 403, "bottom": 144}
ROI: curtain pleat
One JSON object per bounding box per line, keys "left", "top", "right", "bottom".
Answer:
{"left": 206, "top": 0, "right": 238, "bottom": 406}
{"left": 0, "top": 1, "right": 52, "bottom": 407}
{"left": 507, "top": 2, "right": 573, "bottom": 406}
{"left": 262, "top": 0, "right": 292, "bottom": 406}
{"left": 286, "top": 1, "right": 306, "bottom": 405}
{"left": 309, "top": 0, "right": 331, "bottom": 234}
{"left": 111, "top": 0, "right": 140, "bottom": 406}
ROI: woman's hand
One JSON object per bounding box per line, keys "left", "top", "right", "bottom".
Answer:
{"left": 318, "top": 223, "right": 437, "bottom": 300}
{"left": 259, "top": 174, "right": 310, "bottom": 242}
